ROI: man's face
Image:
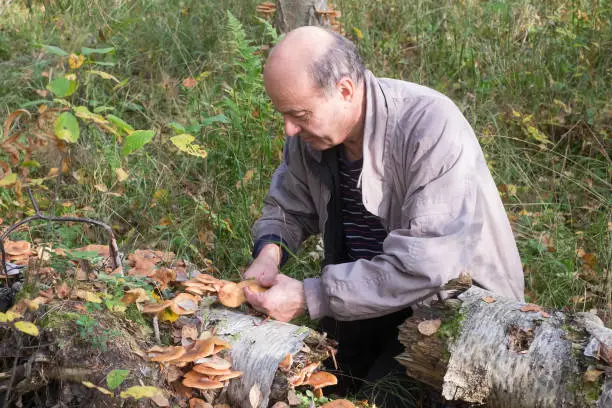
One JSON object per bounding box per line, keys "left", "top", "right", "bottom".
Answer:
{"left": 264, "top": 70, "right": 351, "bottom": 150}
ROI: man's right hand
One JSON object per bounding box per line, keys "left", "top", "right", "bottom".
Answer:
{"left": 243, "top": 243, "right": 281, "bottom": 284}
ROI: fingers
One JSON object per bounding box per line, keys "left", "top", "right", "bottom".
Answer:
{"left": 244, "top": 287, "right": 267, "bottom": 312}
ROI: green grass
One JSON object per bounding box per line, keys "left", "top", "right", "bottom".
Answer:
{"left": 0, "top": 0, "right": 610, "bottom": 328}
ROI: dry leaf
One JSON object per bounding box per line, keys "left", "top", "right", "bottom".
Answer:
{"left": 583, "top": 367, "right": 604, "bottom": 383}
{"left": 74, "top": 290, "right": 102, "bottom": 303}
{"left": 541, "top": 311, "right": 551, "bottom": 318}
{"left": 249, "top": 383, "right": 262, "bottom": 408}
{"left": 417, "top": 319, "right": 441, "bottom": 336}
{"left": 151, "top": 393, "right": 170, "bottom": 407}
{"left": 76, "top": 265, "right": 88, "bottom": 281}
{"left": 55, "top": 282, "right": 70, "bottom": 299}
{"left": 481, "top": 296, "right": 496, "bottom": 303}
{"left": 127, "top": 253, "right": 156, "bottom": 276}
{"left": 94, "top": 184, "right": 108, "bottom": 193}
{"left": 121, "top": 288, "right": 149, "bottom": 305}
{"left": 39, "top": 287, "right": 55, "bottom": 299}
{"left": 115, "top": 167, "right": 129, "bottom": 182}
{"left": 182, "top": 324, "right": 198, "bottom": 347}
{"left": 149, "top": 267, "right": 176, "bottom": 290}
{"left": 520, "top": 304, "right": 542, "bottom": 313}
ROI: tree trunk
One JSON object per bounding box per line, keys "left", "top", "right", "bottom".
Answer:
{"left": 396, "top": 287, "right": 612, "bottom": 408}
{"left": 275, "top": 0, "right": 327, "bottom": 33}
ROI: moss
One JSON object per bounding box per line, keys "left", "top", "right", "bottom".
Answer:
{"left": 437, "top": 309, "right": 466, "bottom": 343}
{"left": 39, "top": 311, "right": 81, "bottom": 329}
{"left": 124, "top": 304, "right": 148, "bottom": 327}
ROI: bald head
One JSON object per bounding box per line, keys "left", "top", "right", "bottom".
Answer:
{"left": 264, "top": 26, "right": 365, "bottom": 96}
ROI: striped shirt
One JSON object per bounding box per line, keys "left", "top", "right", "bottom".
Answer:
{"left": 338, "top": 155, "right": 388, "bottom": 261}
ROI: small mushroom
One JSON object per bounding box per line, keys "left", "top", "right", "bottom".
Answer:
{"left": 304, "top": 371, "right": 338, "bottom": 397}
{"left": 147, "top": 345, "right": 186, "bottom": 362}
{"left": 142, "top": 300, "right": 173, "bottom": 313}
{"left": 176, "top": 338, "right": 215, "bottom": 362}
{"left": 192, "top": 365, "right": 231, "bottom": 376}
{"left": 170, "top": 292, "right": 200, "bottom": 315}
{"left": 182, "top": 374, "right": 225, "bottom": 390}
{"left": 288, "top": 362, "right": 319, "bottom": 387}
{"left": 193, "top": 356, "right": 232, "bottom": 370}
{"left": 214, "top": 371, "right": 243, "bottom": 382}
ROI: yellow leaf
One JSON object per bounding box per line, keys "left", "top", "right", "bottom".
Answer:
{"left": 120, "top": 385, "right": 163, "bottom": 400}
{"left": 69, "top": 53, "right": 85, "bottom": 69}
{"left": 353, "top": 27, "right": 364, "bottom": 40}
{"left": 75, "top": 290, "right": 102, "bottom": 303}
{"left": 14, "top": 321, "right": 39, "bottom": 336}
{"left": 153, "top": 189, "right": 168, "bottom": 201}
{"left": 0, "top": 173, "right": 17, "bottom": 187}
{"left": 65, "top": 73, "right": 77, "bottom": 81}
{"left": 74, "top": 106, "right": 109, "bottom": 125}
{"left": 158, "top": 308, "right": 179, "bottom": 323}
{"left": 82, "top": 381, "right": 114, "bottom": 396}
{"left": 86, "top": 70, "right": 120, "bottom": 83}
{"left": 115, "top": 168, "right": 129, "bottom": 182}
{"left": 196, "top": 71, "right": 211, "bottom": 81}
{"left": 170, "top": 134, "right": 208, "bottom": 159}
{"left": 0, "top": 311, "right": 19, "bottom": 323}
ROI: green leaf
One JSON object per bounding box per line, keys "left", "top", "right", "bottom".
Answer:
{"left": 119, "top": 386, "right": 162, "bottom": 400}
{"left": 107, "top": 114, "right": 134, "bottom": 135}
{"left": 64, "top": 249, "right": 100, "bottom": 260}
{"left": 122, "top": 130, "right": 155, "bottom": 156}
{"left": 170, "top": 134, "right": 208, "bottom": 158}
{"left": 93, "top": 106, "right": 115, "bottom": 113}
{"left": 167, "top": 122, "right": 186, "bottom": 134}
{"left": 92, "top": 61, "right": 116, "bottom": 67}
{"left": 86, "top": 70, "right": 120, "bottom": 83}
{"left": 81, "top": 47, "right": 115, "bottom": 55}
{"left": 20, "top": 160, "right": 41, "bottom": 168}
{"left": 14, "top": 321, "right": 39, "bottom": 336}
{"left": 106, "top": 369, "right": 130, "bottom": 390}
{"left": 0, "top": 173, "right": 17, "bottom": 187}
{"left": 202, "top": 114, "right": 229, "bottom": 126}
{"left": 46, "top": 77, "right": 77, "bottom": 97}
{"left": 54, "top": 111, "right": 80, "bottom": 143}
{"left": 41, "top": 44, "right": 69, "bottom": 56}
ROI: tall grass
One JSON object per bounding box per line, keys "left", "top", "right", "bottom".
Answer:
{"left": 0, "top": 0, "right": 609, "bottom": 322}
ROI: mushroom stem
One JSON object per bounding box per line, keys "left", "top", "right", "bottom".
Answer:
{"left": 153, "top": 315, "right": 161, "bottom": 344}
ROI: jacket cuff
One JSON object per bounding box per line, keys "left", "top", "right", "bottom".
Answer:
{"left": 252, "top": 234, "right": 289, "bottom": 267}
{"left": 303, "top": 278, "right": 331, "bottom": 320}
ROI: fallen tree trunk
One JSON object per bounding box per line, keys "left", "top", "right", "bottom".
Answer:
{"left": 275, "top": 0, "right": 327, "bottom": 33}
{"left": 396, "top": 287, "right": 612, "bottom": 408}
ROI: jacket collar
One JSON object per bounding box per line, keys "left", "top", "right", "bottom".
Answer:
{"left": 304, "top": 70, "right": 390, "bottom": 216}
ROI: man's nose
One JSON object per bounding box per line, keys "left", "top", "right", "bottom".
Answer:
{"left": 284, "top": 117, "right": 301, "bottom": 137}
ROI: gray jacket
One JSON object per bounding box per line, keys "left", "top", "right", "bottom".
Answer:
{"left": 253, "top": 70, "right": 524, "bottom": 321}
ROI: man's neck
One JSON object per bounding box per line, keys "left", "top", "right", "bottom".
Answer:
{"left": 342, "top": 82, "right": 367, "bottom": 161}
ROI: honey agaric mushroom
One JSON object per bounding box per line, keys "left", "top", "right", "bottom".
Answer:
{"left": 147, "top": 345, "right": 186, "bottom": 362}
{"left": 320, "top": 400, "right": 356, "bottom": 408}
{"left": 215, "top": 371, "right": 243, "bottom": 382}
{"left": 142, "top": 300, "right": 173, "bottom": 313}
{"left": 182, "top": 374, "right": 225, "bottom": 390}
{"left": 170, "top": 293, "right": 200, "bottom": 315}
{"left": 176, "top": 338, "right": 215, "bottom": 362}
{"left": 218, "top": 280, "right": 267, "bottom": 308}
{"left": 192, "top": 365, "right": 231, "bottom": 376}
{"left": 305, "top": 371, "right": 338, "bottom": 389}
{"left": 193, "top": 356, "right": 232, "bottom": 370}
{"left": 288, "top": 362, "right": 320, "bottom": 387}
{"left": 4, "top": 240, "right": 31, "bottom": 256}
{"left": 278, "top": 353, "right": 293, "bottom": 371}
{"left": 194, "top": 273, "right": 220, "bottom": 284}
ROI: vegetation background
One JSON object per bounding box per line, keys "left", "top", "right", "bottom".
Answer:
{"left": 0, "top": 0, "right": 609, "bottom": 324}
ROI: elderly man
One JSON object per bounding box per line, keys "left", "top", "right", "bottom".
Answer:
{"left": 243, "top": 26, "right": 524, "bottom": 400}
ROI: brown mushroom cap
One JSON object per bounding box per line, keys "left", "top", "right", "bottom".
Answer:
{"left": 278, "top": 353, "right": 293, "bottom": 371}
{"left": 142, "top": 300, "right": 173, "bottom": 313}
{"left": 176, "top": 338, "right": 215, "bottom": 362}
{"left": 170, "top": 292, "right": 200, "bottom": 315}
{"left": 215, "top": 371, "right": 243, "bottom": 382}
{"left": 192, "top": 365, "right": 231, "bottom": 376}
{"left": 194, "top": 273, "right": 220, "bottom": 284}
{"left": 147, "top": 345, "right": 186, "bottom": 362}
{"left": 182, "top": 374, "right": 225, "bottom": 390}
{"left": 305, "top": 371, "right": 338, "bottom": 389}
{"left": 193, "top": 356, "right": 232, "bottom": 370}
{"left": 4, "top": 240, "right": 31, "bottom": 256}
{"left": 288, "top": 362, "right": 320, "bottom": 387}
{"left": 320, "top": 400, "right": 356, "bottom": 408}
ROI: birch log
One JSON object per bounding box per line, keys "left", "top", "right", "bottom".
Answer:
{"left": 275, "top": 0, "right": 327, "bottom": 33}
{"left": 207, "top": 308, "right": 311, "bottom": 408}
{"left": 396, "top": 287, "right": 612, "bottom": 408}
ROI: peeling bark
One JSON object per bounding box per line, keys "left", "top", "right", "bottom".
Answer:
{"left": 396, "top": 287, "right": 612, "bottom": 407}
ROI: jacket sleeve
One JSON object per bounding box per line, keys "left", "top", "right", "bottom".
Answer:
{"left": 252, "top": 136, "right": 320, "bottom": 254}
{"left": 304, "top": 99, "right": 484, "bottom": 321}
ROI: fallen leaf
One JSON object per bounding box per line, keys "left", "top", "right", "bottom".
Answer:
{"left": 182, "top": 77, "right": 197, "bottom": 89}
{"left": 520, "top": 304, "right": 542, "bottom": 313}
{"left": 120, "top": 385, "right": 163, "bottom": 400}
{"left": 39, "top": 287, "right": 55, "bottom": 299}
{"left": 127, "top": 253, "right": 156, "bottom": 276}
{"left": 182, "top": 324, "right": 198, "bottom": 347}
{"left": 417, "top": 319, "right": 441, "bottom": 336}
{"left": 582, "top": 253, "right": 597, "bottom": 268}
{"left": 115, "top": 167, "right": 129, "bottom": 182}
{"left": 481, "top": 296, "right": 496, "bottom": 303}
{"left": 74, "top": 289, "right": 102, "bottom": 303}
{"left": 76, "top": 265, "right": 88, "bottom": 281}
{"left": 82, "top": 381, "right": 114, "bottom": 396}
{"left": 94, "top": 184, "right": 108, "bottom": 193}
{"left": 158, "top": 308, "right": 179, "bottom": 323}
{"left": 584, "top": 367, "right": 604, "bottom": 383}
{"left": 121, "top": 288, "right": 150, "bottom": 305}
{"left": 14, "top": 321, "right": 39, "bottom": 336}
{"left": 0, "top": 311, "right": 19, "bottom": 323}
{"left": 149, "top": 267, "right": 176, "bottom": 290}
{"left": 541, "top": 311, "right": 550, "bottom": 318}
{"left": 151, "top": 393, "right": 170, "bottom": 407}
{"left": 55, "top": 282, "right": 70, "bottom": 298}
{"left": 249, "top": 383, "right": 262, "bottom": 408}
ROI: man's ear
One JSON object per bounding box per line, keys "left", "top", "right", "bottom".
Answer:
{"left": 336, "top": 77, "right": 355, "bottom": 102}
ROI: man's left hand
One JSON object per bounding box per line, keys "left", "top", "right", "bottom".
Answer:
{"left": 243, "top": 274, "right": 306, "bottom": 322}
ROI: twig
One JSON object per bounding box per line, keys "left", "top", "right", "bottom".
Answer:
{"left": 153, "top": 315, "right": 161, "bottom": 344}
{"left": 1, "top": 187, "right": 123, "bottom": 284}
